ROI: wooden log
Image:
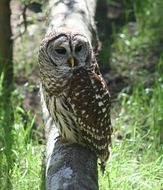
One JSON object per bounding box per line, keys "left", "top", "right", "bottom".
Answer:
{"left": 40, "top": 0, "right": 99, "bottom": 189}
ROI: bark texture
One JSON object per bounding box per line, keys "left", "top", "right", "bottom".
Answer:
{"left": 43, "top": 0, "right": 99, "bottom": 189}
{"left": 0, "top": 0, "right": 13, "bottom": 85}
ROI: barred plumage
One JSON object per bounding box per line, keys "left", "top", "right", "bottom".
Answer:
{"left": 38, "top": 28, "right": 113, "bottom": 171}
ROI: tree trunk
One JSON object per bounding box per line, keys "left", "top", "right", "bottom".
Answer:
{"left": 0, "top": 2, "right": 14, "bottom": 189}
{"left": 41, "top": 0, "right": 99, "bottom": 189}
{"left": 0, "top": 0, "right": 13, "bottom": 86}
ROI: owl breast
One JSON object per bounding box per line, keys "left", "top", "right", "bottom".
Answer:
{"left": 40, "top": 67, "right": 73, "bottom": 97}
{"left": 45, "top": 93, "right": 81, "bottom": 143}
{"left": 43, "top": 66, "right": 112, "bottom": 167}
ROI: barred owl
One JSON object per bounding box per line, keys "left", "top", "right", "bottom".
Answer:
{"left": 38, "top": 28, "right": 112, "bottom": 172}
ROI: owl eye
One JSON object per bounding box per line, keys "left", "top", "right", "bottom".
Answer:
{"left": 55, "top": 48, "right": 67, "bottom": 55}
{"left": 75, "top": 44, "right": 83, "bottom": 53}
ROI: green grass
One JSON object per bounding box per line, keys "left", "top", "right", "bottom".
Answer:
{"left": 0, "top": 75, "right": 45, "bottom": 190}
{"left": 99, "top": 77, "right": 163, "bottom": 189}
{"left": 99, "top": 1, "right": 163, "bottom": 187}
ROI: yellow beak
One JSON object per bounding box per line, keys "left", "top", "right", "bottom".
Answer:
{"left": 69, "top": 57, "right": 74, "bottom": 67}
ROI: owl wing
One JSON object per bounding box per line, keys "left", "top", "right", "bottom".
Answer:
{"left": 68, "top": 66, "right": 112, "bottom": 164}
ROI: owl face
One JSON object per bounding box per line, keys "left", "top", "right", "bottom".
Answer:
{"left": 46, "top": 33, "right": 91, "bottom": 70}
{"left": 39, "top": 30, "right": 94, "bottom": 95}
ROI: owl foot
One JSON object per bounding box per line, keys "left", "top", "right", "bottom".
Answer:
{"left": 99, "top": 162, "right": 106, "bottom": 175}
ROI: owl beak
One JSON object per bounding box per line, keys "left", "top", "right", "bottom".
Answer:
{"left": 69, "top": 57, "right": 74, "bottom": 67}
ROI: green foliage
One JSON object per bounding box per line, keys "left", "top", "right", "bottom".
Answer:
{"left": 99, "top": 1, "right": 163, "bottom": 189}
{"left": 99, "top": 77, "right": 163, "bottom": 189}
{"left": 110, "top": 0, "right": 163, "bottom": 86}
{"left": 0, "top": 74, "right": 45, "bottom": 190}
{"left": 20, "top": 0, "right": 44, "bottom": 5}
{"left": 98, "top": 0, "right": 163, "bottom": 67}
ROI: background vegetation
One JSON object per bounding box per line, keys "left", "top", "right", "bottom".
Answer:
{"left": 0, "top": 0, "right": 163, "bottom": 189}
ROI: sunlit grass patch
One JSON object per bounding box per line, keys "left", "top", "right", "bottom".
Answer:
{"left": 0, "top": 74, "right": 45, "bottom": 190}
{"left": 99, "top": 77, "right": 163, "bottom": 190}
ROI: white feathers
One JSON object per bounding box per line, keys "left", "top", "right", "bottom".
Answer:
{"left": 95, "top": 94, "right": 101, "bottom": 99}
{"left": 98, "top": 101, "right": 104, "bottom": 107}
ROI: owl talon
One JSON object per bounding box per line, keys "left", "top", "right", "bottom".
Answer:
{"left": 99, "top": 162, "right": 106, "bottom": 175}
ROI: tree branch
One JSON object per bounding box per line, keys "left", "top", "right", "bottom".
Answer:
{"left": 40, "top": 0, "right": 99, "bottom": 189}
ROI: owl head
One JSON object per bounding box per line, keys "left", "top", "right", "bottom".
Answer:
{"left": 38, "top": 28, "right": 95, "bottom": 95}
{"left": 39, "top": 28, "right": 93, "bottom": 68}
